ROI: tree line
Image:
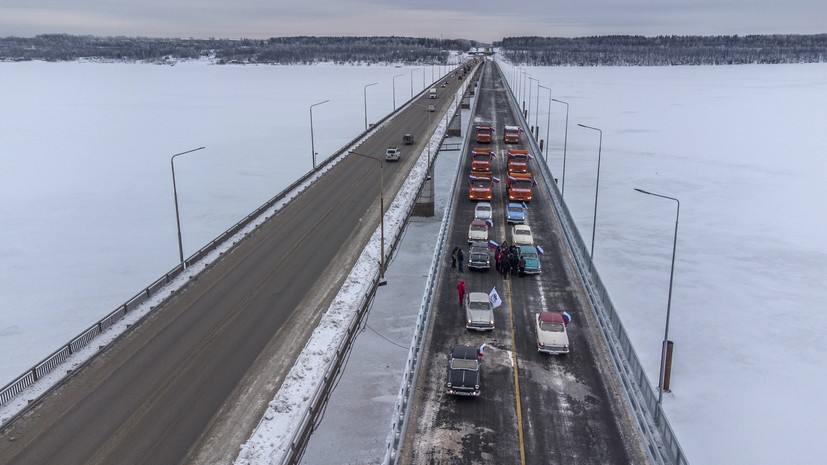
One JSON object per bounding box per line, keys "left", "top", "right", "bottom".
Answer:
{"left": 497, "top": 35, "right": 827, "bottom": 65}
{"left": 0, "top": 34, "right": 478, "bottom": 64}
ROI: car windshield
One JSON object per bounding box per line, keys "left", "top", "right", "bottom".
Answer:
{"left": 451, "top": 358, "right": 479, "bottom": 370}
{"left": 471, "top": 224, "right": 486, "bottom": 232}
{"left": 469, "top": 301, "right": 490, "bottom": 311}
{"left": 471, "top": 180, "right": 490, "bottom": 188}
{"left": 515, "top": 230, "right": 529, "bottom": 236}
{"left": 512, "top": 180, "right": 532, "bottom": 189}
{"left": 522, "top": 252, "right": 538, "bottom": 259}
{"left": 511, "top": 155, "right": 528, "bottom": 163}
{"left": 477, "top": 205, "right": 491, "bottom": 213}
{"left": 508, "top": 206, "right": 521, "bottom": 213}
{"left": 473, "top": 154, "right": 490, "bottom": 162}
{"left": 540, "top": 322, "right": 565, "bottom": 332}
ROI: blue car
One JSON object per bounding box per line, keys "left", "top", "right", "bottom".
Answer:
{"left": 518, "top": 245, "right": 541, "bottom": 275}
{"left": 506, "top": 202, "right": 526, "bottom": 224}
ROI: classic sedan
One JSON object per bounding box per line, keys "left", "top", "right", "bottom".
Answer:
{"left": 506, "top": 202, "right": 526, "bottom": 224}
{"left": 474, "top": 202, "right": 493, "bottom": 223}
{"left": 467, "top": 241, "right": 491, "bottom": 270}
{"left": 468, "top": 219, "right": 489, "bottom": 243}
{"left": 536, "top": 312, "right": 570, "bottom": 354}
{"left": 511, "top": 224, "right": 534, "bottom": 246}
{"left": 518, "top": 245, "right": 541, "bottom": 275}
{"left": 465, "top": 292, "right": 494, "bottom": 331}
{"left": 446, "top": 345, "right": 481, "bottom": 396}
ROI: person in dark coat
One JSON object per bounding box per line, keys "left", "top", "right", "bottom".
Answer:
{"left": 457, "top": 248, "right": 465, "bottom": 272}
{"left": 519, "top": 256, "right": 526, "bottom": 277}
{"left": 510, "top": 253, "right": 519, "bottom": 277}
{"left": 502, "top": 255, "right": 511, "bottom": 279}
{"left": 457, "top": 280, "right": 466, "bottom": 306}
{"left": 451, "top": 247, "right": 458, "bottom": 268}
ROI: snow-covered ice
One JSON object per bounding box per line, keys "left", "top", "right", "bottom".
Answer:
{"left": 1, "top": 59, "right": 826, "bottom": 464}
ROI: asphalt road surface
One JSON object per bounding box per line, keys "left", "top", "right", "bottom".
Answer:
{"left": 0, "top": 63, "right": 476, "bottom": 465}
{"left": 398, "top": 62, "right": 649, "bottom": 465}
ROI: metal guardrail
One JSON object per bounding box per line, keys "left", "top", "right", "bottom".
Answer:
{"left": 492, "top": 60, "right": 689, "bottom": 465}
{"left": 0, "top": 71, "right": 422, "bottom": 416}
{"left": 278, "top": 68, "right": 473, "bottom": 465}
{"left": 381, "top": 61, "right": 484, "bottom": 465}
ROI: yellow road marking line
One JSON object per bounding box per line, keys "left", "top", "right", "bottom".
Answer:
{"left": 506, "top": 276, "right": 527, "bottom": 465}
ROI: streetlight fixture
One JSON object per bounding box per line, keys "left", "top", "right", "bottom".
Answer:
{"left": 527, "top": 76, "right": 538, "bottom": 129}
{"left": 577, "top": 123, "right": 603, "bottom": 262}
{"left": 634, "top": 188, "right": 680, "bottom": 420}
{"left": 170, "top": 146, "right": 206, "bottom": 266}
{"left": 520, "top": 71, "right": 528, "bottom": 113}
{"left": 350, "top": 151, "right": 387, "bottom": 286}
{"left": 309, "top": 99, "right": 330, "bottom": 169}
{"left": 410, "top": 67, "right": 420, "bottom": 98}
{"left": 552, "top": 99, "right": 570, "bottom": 197}
{"left": 363, "top": 82, "right": 378, "bottom": 131}
{"left": 392, "top": 73, "right": 404, "bottom": 110}
{"left": 538, "top": 85, "right": 551, "bottom": 162}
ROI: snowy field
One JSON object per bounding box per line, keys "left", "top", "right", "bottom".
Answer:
{"left": 1, "top": 60, "right": 826, "bottom": 464}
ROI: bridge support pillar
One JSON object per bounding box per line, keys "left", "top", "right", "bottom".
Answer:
{"left": 413, "top": 171, "right": 435, "bottom": 217}
{"left": 446, "top": 113, "right": 462, "bottom": 138}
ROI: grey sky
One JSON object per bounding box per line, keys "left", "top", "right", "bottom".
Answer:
{"left": 1, "top": 0, "right": 824, "bottom": 43}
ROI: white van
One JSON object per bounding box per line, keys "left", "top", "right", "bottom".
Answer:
{"left": 429, "top": 88, "right": 437, "bottom": 99}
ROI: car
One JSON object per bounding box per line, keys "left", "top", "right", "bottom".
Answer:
{"left": 536, "top": 312, "right": 570, "bottom": 354}
{"left": 403, "top": 133, "right": 414, "bottom": 145}
{"left": 385, "top": 147, "right": 401, "bottom": 162}
{"left": 511, "top": 224, "right": 534, "bottom": 246}
{"left": 446, "top": 345, "right": 481, "bottom": 396}
{"left": 465, "top": 292, "right": 495, "bottom": 331}
{"left": 517, "top": 245, "right": 541, "bottom": 275}
{"left": 428, "top": 104, "right": 435, "bottom": 112}
{"left": 506, "top": 202, "right": 526, "bottom": 224}
{"left": 468, "top": 219, "right": 488, "bottom": 243}
{"left": 467, "top": 241, "right": 491, "bottom": 270}
{"left": 474, "top": 202, "right": 492, "bottom": 223}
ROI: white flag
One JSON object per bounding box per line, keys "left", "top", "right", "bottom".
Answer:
{"left": 489, "top": 287, "right": 502, "bottom": 309}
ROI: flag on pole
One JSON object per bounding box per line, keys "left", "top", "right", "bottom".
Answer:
{"left": 485, "top": 219, "right": 493, "bottom": 229}
{"left": 492, "top": 176, "right": 501, "bottom": 184}
{"left": 562, "top": 311, "right": 572, "bottom": 324}
{"left": 489, "top": 287, "right": 502, "bottom": 309}
{"left": 536, "top": 245, "right": 544, "bottom": 255}
{"left": 487, "top": 240, "right": 499, "bottom": 249}
{"left": 477, "top": 343, "right": 486, "bottom": 359}
{"left": 521, "top": 202, "right": 528, "bottom": 210}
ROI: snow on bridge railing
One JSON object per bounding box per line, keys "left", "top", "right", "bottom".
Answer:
{"left": 0, "top": 65, "right": 449, "bottom": 423}
{"left": 493, "top": 59, "right": 688, "bottom": 465}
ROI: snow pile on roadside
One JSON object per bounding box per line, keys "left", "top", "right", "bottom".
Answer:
{"left": 235, "top": 102, "right": 453, "bottom": 465}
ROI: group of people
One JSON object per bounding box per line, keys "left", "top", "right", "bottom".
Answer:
{"left": 494, "top": 241, "right": 525, "bottom": 279}
{"left": 451, "top": 246, "right": 465, "bottom": 272}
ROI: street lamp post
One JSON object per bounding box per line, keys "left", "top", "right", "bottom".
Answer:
{"left": 634, "top": 188, "right": 680, "bottom": 420}
{"left": 170, "top": 146, "right": 206, "bottom": 266}
{"left": 538, "top": 85, "right": 551, "bottom": 162}
{"left": 392, "top": 73, "right": 404, "bottom": 110}
{"left": 412, "top": 103, "right": 434, "bottom": 177}
{"left": 350, "top": 151, "right": 387, "bottom": 285}
{"left": 410, "top": 67, "right": 420, "bottom": 98}
{"left": 519, "top": 70, "right": 527, "bottom": 112}
{"left": 363, "top": 82, "right": 378, "bottom": 131}
{"left": 577, "top": 123, "right": 603, "bottom": 262}
{"left": 309, "top": 99, "right": 330, "bottom": 169}
{"left": 527, "top": 76, "right": 538, "bottom": 129}
{"left": 552, "top": 99, "right": 570, "bottom": 197}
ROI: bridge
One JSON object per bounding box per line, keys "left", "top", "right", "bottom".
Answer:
{"left": 0, "top": 59, "right": 687, "bottom": 465}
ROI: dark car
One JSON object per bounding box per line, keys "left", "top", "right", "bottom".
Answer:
{"left": 446, "top": 345, "right": 481, "bottom": 396}
{"left": 467, "top": 241, "right": 490, "bottom": 270}
{"left": 403, "top": 133, "right": 414, "bottom": 145}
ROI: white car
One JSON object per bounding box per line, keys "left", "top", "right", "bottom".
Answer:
{"left": 466, "top": 292, "right": 494, "bottom": 331}
{"left": 385, "top": 147, "right": 401, "bottom": 162}
{"left": 511, "top": 224, "right": 534, "bottom": 246}
{"left": 536, "top": 312, "right": 569, "bottom": 354}
{"left": 474, "top": 202, "right": 493, "bottom": 223}
{"left": 468, "top": 219, "right": 488, "bottom": 243}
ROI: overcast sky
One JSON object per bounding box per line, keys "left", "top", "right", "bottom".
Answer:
{"left": 1, "top": 0, "right": 825, "bottom": 43}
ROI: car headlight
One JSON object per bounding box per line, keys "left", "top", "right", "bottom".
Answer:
{"left": 467, "top": 319, "right": 472, "bottom": 324}
{"left": 475, "top": 384, "right": 480, "bottom": 390}
{"left": 489, "top": 320, "right": 494, "bottom": 325}
{"left": 447, "top": 382, "right": 452, "bottom": 388}
{"left": 539, "top": 342, "right": 545, "bottom": 347}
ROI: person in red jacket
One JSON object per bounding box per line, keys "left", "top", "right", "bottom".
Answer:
{"left": 457, "top": 280, "right": 466, "bottom": 306}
